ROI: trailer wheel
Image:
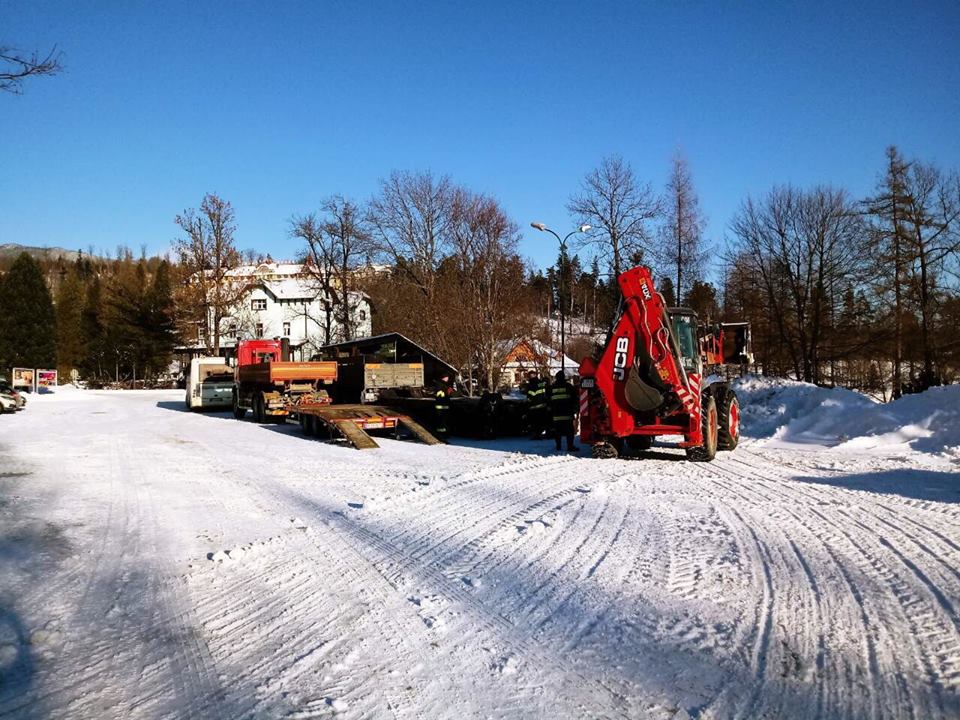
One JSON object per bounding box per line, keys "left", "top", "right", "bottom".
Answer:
{"left": 686, "top": 395, "right": 718, "bottom": 462}
{"left": 253, "top": 393, "right": 265, "bottom": 423}
{"left": 716, "top": 389, "right": 740, "bottom": 451}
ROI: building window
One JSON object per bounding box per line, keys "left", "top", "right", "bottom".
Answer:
{"left": 251, "top": 298, "right": 267, "bottom": 311}
{"left": 255, "top": 323, "right": 264, "bottom": 338}
{"left": 359, "top": 310, "right": 366, "bottom": 321}
{"left": 282, "top": 322, "right": 291, "bottom": 337}
{"left": 228, "top": 323, "right": 238, "bottom": 339}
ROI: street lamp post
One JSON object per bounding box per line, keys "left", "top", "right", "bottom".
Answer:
{"left": 530, "top": 223, "right": 591, "bottom": 377}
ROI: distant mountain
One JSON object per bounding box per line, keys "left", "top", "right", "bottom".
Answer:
{"left": 0, "top": 243, "right": 85, "bottom": 262}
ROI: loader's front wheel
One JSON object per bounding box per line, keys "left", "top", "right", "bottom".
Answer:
{"left": 716, "top": 389, "right": 740, "bottom": 451}
{"left": 686, "top": 395, "right": 718, "bottom": 462}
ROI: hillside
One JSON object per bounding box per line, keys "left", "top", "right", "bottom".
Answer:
{"left": 0, "top": 243, "right": 85, "bottom": 263}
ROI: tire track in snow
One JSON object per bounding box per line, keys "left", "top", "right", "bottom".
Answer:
{"left": 316, "top": 504, "right": 633, "bottom": 717}
{"left": 712, "top": 453, "right": 960, "bottom": 719}
{"left": 708, "top": 459, "right": 890, "bottom": 720}
{"left": 727, "top": 454, "right": 960, "bottom": 706}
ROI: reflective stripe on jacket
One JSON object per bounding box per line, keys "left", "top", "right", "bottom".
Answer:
{"left": 527, "top": 384, "right": 547, "bottom": 410}
{"left": 550, "top": 382, "right": 575, "bottom": 422}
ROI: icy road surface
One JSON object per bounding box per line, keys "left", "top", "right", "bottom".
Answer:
{"left": 1, "top": 389, "right": 959, "bottom": 719}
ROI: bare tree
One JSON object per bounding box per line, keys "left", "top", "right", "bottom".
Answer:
{"left": 730, "top": 186, "right": 866, "bottom": 383}
{"left": 292, "top": 196, "right": 373, "bottom": 344}
{"left": 658, "top": 152, "right": 707, "bottom": 302}
{"left": 174, "top": 193, "right": 243, "bottom": 354}
{"left": 567, "top": 155, "right": 661, "bottom": 278}
{"left": 367, "top": 170, "right": 455, "bottom": 351}
{"left": 1, "top": 45, "right": 63, "bottom": 94}
{"left": 449, "top": 190, "right": 535, "bottom": 390}
{"left": 901, "top": 162, "right": 960, "bottom": 388}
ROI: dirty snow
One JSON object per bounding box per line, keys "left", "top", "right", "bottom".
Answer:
{"left": 0, "top": 381, "right": 958, "bottom": 719}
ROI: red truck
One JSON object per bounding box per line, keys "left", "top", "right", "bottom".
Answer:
{"left": 232, "top": 339, "right": 337, "bottom": 423}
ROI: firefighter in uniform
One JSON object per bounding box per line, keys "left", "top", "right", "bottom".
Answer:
{"left": 550, "top": 370, "right": 579, "bottom": 452}
{"left": 524, "top": 370, "right": 548, "bottom": 439}
{"left": 433, "top": 374, "right": 453, "bottom": 440}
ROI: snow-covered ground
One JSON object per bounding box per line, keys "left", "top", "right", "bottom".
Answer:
{"left": 1, "top": 381, "right": 958, "bottom": 719}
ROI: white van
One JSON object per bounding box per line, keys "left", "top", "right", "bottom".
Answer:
{"left": 185, "top": 357, "right": 235, "bottom": 410}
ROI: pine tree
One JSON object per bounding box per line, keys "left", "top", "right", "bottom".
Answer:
{"left": 145, "top": 260, "right": 177, "bottom": 376}
{"left": 80, "top": 276, "right": 105, "bottom": 380}
{"left": 56, "top": 267, "right": 85, "bottom": 378}
{"left": 659, "top": 277, "right": 676, "bottom": 306}
{"left": 0, "top": 252, "right": 58, "bottom": 373}
{"left": 864, "top": 147, "right": 912, "bottom": 398}
{"left": 683, "top": 280, "right": 719, "bottom": 320}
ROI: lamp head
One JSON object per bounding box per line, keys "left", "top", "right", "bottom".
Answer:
{"left": 579, "top": 224, "right": 591, "bottom": 233}
{"left": 530, "top": 222, "right": 547, "bottom": 231}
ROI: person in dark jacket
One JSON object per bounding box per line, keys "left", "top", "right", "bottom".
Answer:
{"left": 550, "top": 370, "right": 579, "bottom": 452}
{"left": 479, "top": 390, "right": 500, "bottom": 439}
{"left": 523, "top": 370, "right": 548, "bottom": 439}
{"left": 433, "top": 374, "right": 453, "bottom": 440}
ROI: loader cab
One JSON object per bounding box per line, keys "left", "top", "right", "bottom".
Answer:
{"left": 666, "top": 308, "right": 701, "bottom": 374}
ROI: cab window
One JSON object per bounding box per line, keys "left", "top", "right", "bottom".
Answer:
{"left": 671, "top": 314, "right": 698, "bottom": 370}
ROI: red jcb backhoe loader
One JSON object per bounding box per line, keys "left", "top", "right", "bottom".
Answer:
{"left": 578, "top": 266, "right": 752, "bottom": 461}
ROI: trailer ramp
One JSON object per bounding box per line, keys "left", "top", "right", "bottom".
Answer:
{"left": 292, "top": 403, "right": 440, "bottom": 450}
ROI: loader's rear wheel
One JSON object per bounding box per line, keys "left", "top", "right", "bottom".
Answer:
{"left": 717, "top": 389, "right": 740, "bottom": 451}
{"left": 591, "top": 438, "right": 623, "bottom": 459}
{"left": 686, "top": 395, "right": 718, "bottom": 462}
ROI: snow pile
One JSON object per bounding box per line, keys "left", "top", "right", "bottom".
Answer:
{"left": 734, "top": 375, "right": 960, "bottom": 454}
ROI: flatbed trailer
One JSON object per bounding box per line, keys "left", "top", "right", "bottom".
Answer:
{"left": 289, "top": 402, "right": 441, "bottom": 450}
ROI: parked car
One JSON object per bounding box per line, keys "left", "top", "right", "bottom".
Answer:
{"left": 0, "top": 383, "right": 25, "bottom": 410}
{"left": 0, "top": 392, "right": 17, "bottom": 414}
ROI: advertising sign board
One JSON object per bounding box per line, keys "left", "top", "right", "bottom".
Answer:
{"left": 12, "top": 368, "right": 34, "bottom": 391}
{"left": 37, "top": 369, "right": 58, "bottom": 392}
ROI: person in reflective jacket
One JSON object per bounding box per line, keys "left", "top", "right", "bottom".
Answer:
{"left": 434, "top": 375, "right": 453, "bottom": 440}
{"left": 523, "top": 370, "right": 548, "bottom": 439}
{"left": 550, "top": 370, "right": 579, "bottom": 452}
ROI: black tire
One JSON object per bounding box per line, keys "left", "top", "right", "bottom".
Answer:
{"left": 233, "top": 390, "right": 247, "bottom": 420}
{"left": 716, "top": 388, "right": 741, "bottom": 451}
{"left": 626, "top": 435, "right": 653, "bottom": 453}
{"left": 253, "top": 393, "right": 265, "bottom": 423}
{"left": 591, "top": 438, "right": 623, "bottom": 459}
{"left": 686, "top": 395, "right": 718, "bottom": 462}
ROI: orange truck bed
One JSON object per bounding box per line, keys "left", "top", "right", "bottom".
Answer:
{"left": 237, "top": 361, "right": 337, "bottom": 385}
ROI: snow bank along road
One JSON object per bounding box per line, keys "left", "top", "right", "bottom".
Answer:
{"left": 1, "top": 389, "right": 959, "bottom": 719}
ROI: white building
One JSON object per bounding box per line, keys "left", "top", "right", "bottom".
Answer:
{"left": 214, "top": 261, "right": 373, "bottom": 359}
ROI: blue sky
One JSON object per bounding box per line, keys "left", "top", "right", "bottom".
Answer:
{"left": 2, "top": 1, "right": 958, "bottom": 272}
